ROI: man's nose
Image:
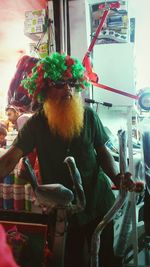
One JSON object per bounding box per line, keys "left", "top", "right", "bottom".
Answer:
{"left": 64, "top": 83, "right": 72, "bottom": 91}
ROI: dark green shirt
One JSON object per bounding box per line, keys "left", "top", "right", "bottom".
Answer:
{"left": 13, "top": 106, "right": 115, "bottom": 225}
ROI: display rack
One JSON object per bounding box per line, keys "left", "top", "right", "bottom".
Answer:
{"left": 24, "top": 3, "right": 55, "bottom": 58}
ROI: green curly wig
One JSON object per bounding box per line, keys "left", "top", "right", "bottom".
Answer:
{"left": 21, "top": 52, "right": 90, "bottom": 102}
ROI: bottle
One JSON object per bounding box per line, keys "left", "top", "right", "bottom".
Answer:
{"left": 6, "top": 129, "right": 18, "bottom": 149}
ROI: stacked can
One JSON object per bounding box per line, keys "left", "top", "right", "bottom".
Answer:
{"left": 3, "top": 184, "right": 14, "bottom": 209}
{"left": 13, "top": 184, "right": 25, "bottom": 211}
{"left": 13, "top": 159, "right": 27, "bottom": 187}
{"left": 24, "top": 184, "right": 33, "bottom": 212}
{"left": 0, "top": 183, "right": 3, "bottom": 208}
{"left": 3, "top": 175, "right": 14, "bottom": 210}
{"left": 14, "top": 175, "right": 27, "bottom": 186}
{"left": 3, "top": 175, "right": 14, "bottom": 184}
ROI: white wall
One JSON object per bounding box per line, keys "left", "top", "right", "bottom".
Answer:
{"left": 93, "top": 43, "right": 136, "bottom": 106}
{"left": 92, "top": 104, "right": 128, "bottom": 136}
{"left": 69, "top": 0, "right": 150, "bottom": 134}
{"left": 69, "top": 0, "right": 90, "bottom": 61}
{"left": 91, "top": 0, "right": 136, "bottom": 107}
{"left": 88, "top": 0, "right": 150, "bottom": 91}
{"left": 92, "top": 0, "right": 150, "bottom": 134}
{"left": 131, "top": 0, "right": 150, "bottom": 90}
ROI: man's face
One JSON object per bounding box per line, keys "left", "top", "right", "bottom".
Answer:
{"left": 43, "top": 91, "right": 84, "bottom": 140}
{"left": 47, "top": 81, "right": 76, "bottom": 103}
{"left": 6, "top": 109, "right": 18, "bottom": 124}
{"left": 0, "top": 134, "right": 5, "bottom": 144}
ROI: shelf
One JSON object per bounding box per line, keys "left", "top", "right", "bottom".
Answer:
{"left": 0, "top": 209, "right": 49, "bottom": 224}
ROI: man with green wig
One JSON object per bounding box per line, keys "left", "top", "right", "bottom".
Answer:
{"left": 0, "top": 52, "right": 135, "bottom": 267}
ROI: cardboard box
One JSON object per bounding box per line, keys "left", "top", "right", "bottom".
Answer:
{"left": 0, "top": 220, "right": 47, "bottom": 267}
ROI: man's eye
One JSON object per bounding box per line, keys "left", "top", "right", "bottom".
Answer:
{"left": 68, "top": 83, "right": 75, "bottom": 87}
{"left": 55, "top": 84, "right": 63, "bottom": 89}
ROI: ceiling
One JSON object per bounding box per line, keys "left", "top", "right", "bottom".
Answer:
{"left": 0, "top": 0, "right": 46, "bottom": 63}
{"left": 0, "top": 0, "right": 101, "bottom": 63}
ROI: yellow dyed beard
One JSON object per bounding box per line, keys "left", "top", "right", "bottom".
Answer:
{"left": 43, "top": 95, "right": 84, "bottom": 141}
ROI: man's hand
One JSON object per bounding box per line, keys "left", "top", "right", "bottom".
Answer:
{"left": 0, "top": 146, "right": 23, "bottom": 181}
{"left": 119, "top": 172, "right": 135, "bottom": 192}
{"left": 115, "top": 172, "right": 144, "bottom": 193}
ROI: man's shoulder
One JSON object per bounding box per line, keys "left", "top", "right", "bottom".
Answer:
{"left": 84, "top": 105, "right": 103, "bottom": 127}
{"left": 26, "top": 109, "right": 44, "bottom": 121}
{"left": 84, "top": 105, "right": 94, "bottom": 113}
{"left": 17, "top": 113, "right": 32, "bottom": 121}
{"left": 84, "top": 105, "right": 96, "bottom": 118}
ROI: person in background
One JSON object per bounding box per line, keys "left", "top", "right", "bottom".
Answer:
{"left": 0, "top": 126, "right": 7, "bottom": 148}
{"left": 6, "top": 56, "right": 40, "bottom": 178}
{"left": 5, "top": 106, "right": 32, "bottom": 131}
{"left": 0, "top": 120, "right": 9, "bottom": 131}
{"left": 6, "top": 55, "right": 40, "bottom": 131}
{"left": 5, "top": 105, "right": 37, "bottom": 176}
{"left": 0, "top": 52, "right": 136, "bottom": 267}
{"left": 7, "top": 55, "right": 39, "bottom": 112}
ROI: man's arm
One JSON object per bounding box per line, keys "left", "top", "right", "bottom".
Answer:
{"left": 0, "top": 146, "right": 23, "bottom": 181}
{"left": 96, "top": 144, "right": 144, "bottom": 192}
{"left": 96, "top": 144, "right": 120, "bottom": 187}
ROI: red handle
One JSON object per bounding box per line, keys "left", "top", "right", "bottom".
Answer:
{"left": 112, "top": 181, "right": 144, "bottom": 193}
{"left": 134, "top": 181, "right": 145, "bottom": 193}
{"left": 99, "top": 1, "right": 120, "bottom": 10}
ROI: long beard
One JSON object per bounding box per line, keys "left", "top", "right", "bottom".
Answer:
{"left": 43, "top": 95, "right": 84, "bottom": 140}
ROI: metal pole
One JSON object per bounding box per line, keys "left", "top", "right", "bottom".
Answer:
{"left": 60, "top": 0, "right": 65, "bottom": 52}
{"left": 91, "top": 130, "right": 128, "bottom": 267}
{"left": 52, "top": 208, "right": 68, "bottom": 267}
{"left": 127, "top": 106, "right": 139, "bottom": 266}
{"left": 47, "top": 0, "right": 56, "bottom": 53}
{"left": 63, "top": 0, "right": 68, "bottom": 53}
